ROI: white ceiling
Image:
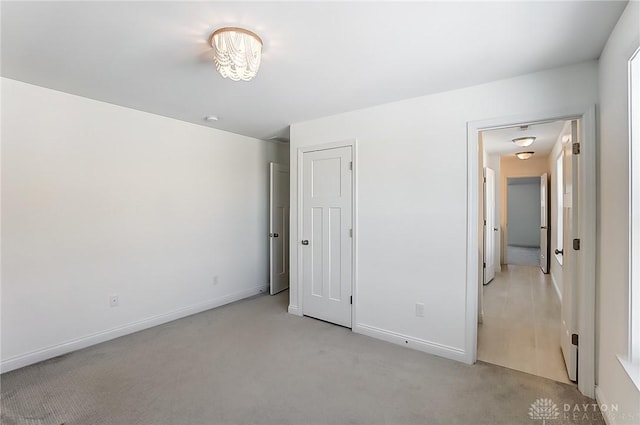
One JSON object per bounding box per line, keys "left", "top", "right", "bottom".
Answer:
{"left": 482, "top": 120, "right": 567, "bottom": 158}
{"left": 1, "top": 1, "right": 627, "bottom": 141}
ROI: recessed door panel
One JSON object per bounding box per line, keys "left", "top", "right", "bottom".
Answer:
{"left": 311, "top": 207, "right": 324, "bottom": 297}
{"left": 312, "top": 158, "right": 342, "bottom": 198}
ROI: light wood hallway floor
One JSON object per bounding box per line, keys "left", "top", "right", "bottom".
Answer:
{"left": 478, "top": 264, "right": 573, "bottom": 384}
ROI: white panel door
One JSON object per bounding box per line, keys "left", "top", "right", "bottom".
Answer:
{"left": 483, "top": 168, "right": 496, "bottom": 284}
{"left": 540, "top": 173, "right": 550, "bottom": 273}
{"left": 269, "top": 163, "right": 289, "bottom": 295}
{"left": 561, "top": 120, "right": 579, "bottom": 382}
{"left": 301, "top": 146, "right": 353, "bottom": 328}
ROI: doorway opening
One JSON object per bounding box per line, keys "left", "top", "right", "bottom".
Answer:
{"left": 505, "top": 176, "right": 543, "bottom": 267}
{"left": 468, "top": 106, "right": 596, "bottom": 397}
{"left": 476, "top": 118, "right": 585, "bottom": 386}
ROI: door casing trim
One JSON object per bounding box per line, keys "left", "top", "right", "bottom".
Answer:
{"left": 466, "top": 106, "right": 597, "bottom": 397}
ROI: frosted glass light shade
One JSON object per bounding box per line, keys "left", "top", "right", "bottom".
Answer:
{"left": 515, "top": 151, "right": 535, "bottom": 160}
{"left": 209, "top": 27, "right": 262, "bottom": 81}
{"left": 512, "top": 136, "right": 536, "bottom": 147}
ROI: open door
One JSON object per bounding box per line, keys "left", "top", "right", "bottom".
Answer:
{"left": 560, "top": 120, "right": 579, "bottom": 382}
{"left": 540, "top": 173, "right": 550, "bottom": 273}
{"left": 269, "top": 163, "right": 289, "bottom": 295}
{"left": 483, "top": 167, "right": 496, "bottom": 284}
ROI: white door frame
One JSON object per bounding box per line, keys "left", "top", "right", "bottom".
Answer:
{"left": 466, "top": 106, "right": 596, "bottom": 397}
{"left": 296, "top": 139, "right": 358, "bottom": 328}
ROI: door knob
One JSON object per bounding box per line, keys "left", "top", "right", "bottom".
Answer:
{"left": 493, "top": 228, "right": 498, "bottom": 231}
{"left": 301, "top": 240, "right": 309, "bottom": 245}
{"left": 555, "top": 248, "right": 563, "bottom": 255}
{"left": 541, "top": 226, "right": 547, "bottom": 229}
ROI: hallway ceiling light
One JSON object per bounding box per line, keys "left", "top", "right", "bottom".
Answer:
{"left": 209, "top": 27, "right": 262, "bottom": 82}
{"left": 515, "top": 151, "right": 535, "bottom": 160}
{"left": 512, "top": 136, "right": 536, "bottom": 147}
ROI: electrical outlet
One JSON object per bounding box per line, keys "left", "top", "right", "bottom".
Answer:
{"left": 213, "top": 275, "right": 219, "bottom": 285}
{"left": 109, "top": 295, "right": 119, "bottom": 308}
{"left": 415, "top": 303, "right": 425, "bottom": 317}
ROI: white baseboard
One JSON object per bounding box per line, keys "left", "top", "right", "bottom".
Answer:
{"left": 595, "top": 385, "right": 616, "bottom": 425}
{"left": 1, "top": 285, "right": 265, "bottom": 373}
{"left": 288, "top": 304, "right": 302, "bottom": 316}
{"left": 354, "top": 323, "right": 467, "bottom": 363}
{"left": 551, "top": 272, "right": 562, "bottom": 302}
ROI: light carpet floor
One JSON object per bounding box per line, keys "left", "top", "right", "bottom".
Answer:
{"left": 1, "top": 291, "right": 603, "bottom": 425}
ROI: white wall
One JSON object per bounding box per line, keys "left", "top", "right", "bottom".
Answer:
{"left": 1, "top": 78, "right": 288, "bottom": 371}
{"left": 506, "top": 178, "right": 541, "bottom": 248}
{"left": 289, "top": 61, "right": 598, "bottom": 360}
{"left": 596, "top": 2, "right": 640, "bottom": 423}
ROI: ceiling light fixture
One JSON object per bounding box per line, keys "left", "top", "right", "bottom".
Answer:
{"left": 515, "top": 151, "right": 535, "bottom": 160}
{"left": 209, "top": 27, "right": 262, "bottom": 82}
{"left": 205, "top": 115, "right": 219, "bottom": 121}
{"left": 512, "top": 136, "right": 536, "bottom": 147}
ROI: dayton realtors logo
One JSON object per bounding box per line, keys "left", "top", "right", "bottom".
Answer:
{"left": 529, "top": 398, "right": 560, "bottom": 424}
{"left": 529, "top": 397, "right": 620, "bottom": 424}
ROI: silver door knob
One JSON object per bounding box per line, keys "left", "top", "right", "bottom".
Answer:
{"left": 301, "top": 240, "right": 309, "bottom": 245}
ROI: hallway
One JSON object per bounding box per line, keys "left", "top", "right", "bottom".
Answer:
{"left": 478, "top": 265, "right": 572, "bottom": 384}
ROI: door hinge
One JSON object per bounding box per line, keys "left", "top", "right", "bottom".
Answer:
{"left": 571, "top": 333, "right": 579, "bottom": 346}
{"left": 349, "top": 228, "right": 353, "bottom": 237}
{"left": 572, "top": 142, "right": 580, "bottom": 155}
{"left": 483, "top": 262, "right": 486, "bottom": 269}
{"left": 573, "top": 238, "right": 581, "bottom": 250}
{"left": 350, "top": 296, "right": 353, "bottom": 305}
{"left": 349, "top": 161, "right": 353, "bottom": 170}
{"left": 484, "top": 219, "right": 486, "bottom": 226}
{"left": 483, "top": 177, "right": 486, "bottom": 183}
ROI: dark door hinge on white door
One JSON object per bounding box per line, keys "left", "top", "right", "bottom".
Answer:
{"left": 573, "top": 143, "right": 581, "bottom": 155}
{"left": 349, "top": 161, "right": 353, "bottom": 170}
{"left": 350, "top": 296, "right": 353, "bottom": 305}
{"left": 349, "top": 229, "right": 353, "bottom": 237}
{"left": 573, "top": 238, "right": 581, "bottom": 250}
{"left": 572, "top": 333, "right": 579, "bottom": 346}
